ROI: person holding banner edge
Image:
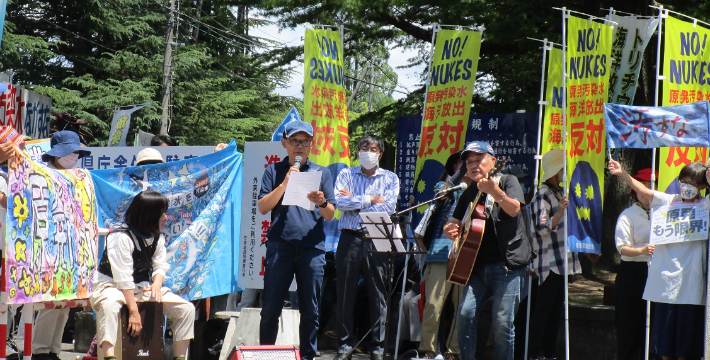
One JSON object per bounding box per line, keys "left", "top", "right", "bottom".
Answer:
{"left": 257, "top": 120, "right": 336, "bottom": 360}
{"left": 614, "top": 168, "right": 656, "bottom": 360}
{"left": 608, "top": 159, "right": 707, "bottom": 360}
{"left": 443, "top": 141, "right": 530, "bottom": 360}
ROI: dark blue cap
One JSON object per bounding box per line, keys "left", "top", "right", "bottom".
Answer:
{"left": 41, "top": 130, "right": 91, "bottom": 161}
{"left": 461, "top": 141, "right": 495, "bottom": 158}
{"left": 283, "top": 120, "right": 314, "bottom": 138}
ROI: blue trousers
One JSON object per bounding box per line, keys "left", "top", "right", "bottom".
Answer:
{"left": 259, "top": 239, "right": 325, "bottom": 360}
{"left": 458, "top": 262, "right": 524, "bottom": 360}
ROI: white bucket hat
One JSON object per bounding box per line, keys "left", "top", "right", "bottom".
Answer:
{"left": 540, "top": 149, "right": 564, "bottom": 183}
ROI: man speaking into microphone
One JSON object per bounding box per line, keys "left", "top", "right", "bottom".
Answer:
{"left": 257, "top": 120, "right": 336, "bottom": 360}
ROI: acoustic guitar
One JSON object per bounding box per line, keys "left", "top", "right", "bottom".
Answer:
{"left": 446, "top": 159, "right": 506, "bottom": 285}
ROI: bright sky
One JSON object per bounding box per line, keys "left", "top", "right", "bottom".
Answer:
{"left": 249, "top": 18, "right": 427, "bottom": 100}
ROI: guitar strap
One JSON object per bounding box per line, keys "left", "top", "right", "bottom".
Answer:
{"left": 483, "top": 173, "right": 504, "bottom": 215}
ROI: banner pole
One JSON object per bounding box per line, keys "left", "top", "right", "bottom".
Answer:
{"left": 420, "top": 23, "right": 440, "bottom": 118}
{"left": 526, "top": 37, "right": 550, "bottom": 360}
{"left": 393, "top": 241, "right": 410, "bottom": 359}
{"left": 560, "top": 7, "right": 570, "bottom": 360}
{"left": 647, "top": 6, "right": 665, "bottom": 360}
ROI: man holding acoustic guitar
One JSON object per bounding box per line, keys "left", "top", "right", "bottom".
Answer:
{"left": 443, "top": 141, "right": 531, "bottom": 360}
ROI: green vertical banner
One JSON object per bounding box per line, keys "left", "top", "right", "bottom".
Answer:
{"left": 413, "top": 29, "right": 482, "bottom": 203}
{"left": 304, "top": 28, "right": 350, "bottom": 169}
{"left": 565, "top": 16, "right": 613, "bottom": 254}
{"left": 659, "top": 16, "right": 710, "bottom": 193}
{"left": 540, "top": 47, "right": 564, "bottom": 181}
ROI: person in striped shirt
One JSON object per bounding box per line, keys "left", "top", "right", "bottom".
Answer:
{"left": 333, "top": 135, "right": 400, "bottom": 360}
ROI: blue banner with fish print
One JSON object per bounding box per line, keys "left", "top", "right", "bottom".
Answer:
{"left": 90, "top": 141, "right": 242, "bottom": 300}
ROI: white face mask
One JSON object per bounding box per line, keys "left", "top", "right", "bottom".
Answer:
{"left": 358, "top": 151, "right": 380, "bottom": 170}
{"left": 680, "top": 182, "right": 699, "bottom": 200}
{"left": 57, "top": 153, "right": 80, "bottom": 169}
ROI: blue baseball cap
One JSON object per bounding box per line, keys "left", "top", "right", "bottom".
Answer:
{"left": 283, "top": 120, "right": 314, "bottom": 138}
{"left": 42, "top": 130, "right": 91, "bottom": 161}
{"left": 461, "top": 141, "right": 495, "bottom": 159}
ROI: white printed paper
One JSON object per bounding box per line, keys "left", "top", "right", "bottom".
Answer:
{"left": 282, "top": 171, "right": 321, "bottom": 210}
{"left": 650, "top": 201, "right": 709, "bottom": 245}
{"left": 359, "top": 212, "right": 406, "bottom": 253}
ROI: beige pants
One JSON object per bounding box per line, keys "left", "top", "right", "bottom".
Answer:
{"left": 89, "top": 282, "right": 195, "bottom": 346}
{"left": 32, "top": 308, "right": 71, "bottom": 354}
{"left": 419, "top": 262, "right": 464, "bottom": 355}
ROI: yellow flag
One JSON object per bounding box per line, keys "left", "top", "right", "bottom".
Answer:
{"left": 565, "top": 16, "right": 613, "bottom": 254}
{"left": 659, "top": 16, "right": 710, "bottom": 192}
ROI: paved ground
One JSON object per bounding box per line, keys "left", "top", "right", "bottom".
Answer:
{"left": 54, "top": 346, "right": 380, "bottom": 359}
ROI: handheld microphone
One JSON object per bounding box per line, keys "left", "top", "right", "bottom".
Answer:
{"left": 293, "top": 155, "right": 302, "bottom": 169}
{"left": 438, "top": 182, "right": 468, "bottom": 196}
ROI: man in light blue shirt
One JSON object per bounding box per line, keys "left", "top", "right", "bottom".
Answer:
{"left": 333, "top": 134, "right": 400, "bottom": 360}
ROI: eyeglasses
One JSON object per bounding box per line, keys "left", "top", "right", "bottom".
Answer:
{"left": 288, "top": 138, "right": 312, "bottom": 147}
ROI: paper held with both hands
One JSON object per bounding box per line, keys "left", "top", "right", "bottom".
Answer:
{"left": 359, "top": 212, "right": 406, "bottom": 253}
{"left": 282, "top": 170, "right": 322, "bottom": 210}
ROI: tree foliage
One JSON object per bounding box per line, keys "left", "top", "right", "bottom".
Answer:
{"left": 2, "top": 0, "right": 298, "bottom": 147}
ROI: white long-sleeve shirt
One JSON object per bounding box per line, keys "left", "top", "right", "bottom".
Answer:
{"left": 95, "top": 231, "right": 169, "bottom": 290}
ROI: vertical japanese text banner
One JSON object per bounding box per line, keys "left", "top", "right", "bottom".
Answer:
{"left": 659, "top": 16, "right": 710, "bottom": 193}
{"left": 304, "top": 28, "right": 350, "bottom": 249}
{"left": 607, "top": 14, "right": 659, "bottom": 104}
{"left": 413, "top": 29, "right": 482, "bottom": 205}
{"left": 304, "top": 28, "right": 350, "bottom": 171}
{"left": 540, "top": 47, "right": 564, "bottom": 181}
{"left": 566, "top": 16, "right": 612, "bottom": 254}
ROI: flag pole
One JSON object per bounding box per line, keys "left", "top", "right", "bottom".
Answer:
{"left": 648, "top": 6, "right": 665, "bottom": 360}
{"left": 560, "top": 7, "right": 570, "bottom": 360}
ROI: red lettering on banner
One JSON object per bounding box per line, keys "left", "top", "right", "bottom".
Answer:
{"left": 569, "top": 86, "right": 577, "bottom": 99}
{"left": 697, "top": 91, "right": 704, "bottom": 101}
{"left": 583, "top": 84, "right": 590, "bottom": 96}
{"left": 441, "top": 102, "right": 452, "bottom": 117}
{"left": 598, "top": 83, "right": 604, "bottom": 94}
{"left": 577, "top": 100, "right": 586, "bottom": 116}
{"left": 591, "top": 83, "right": 599, "bottom": 96}
{"left": 261, "top": 220, "right": 271, "bottom": 244}
{"left": 447, "top": 87, "right": 456, "bottom": 99}
{"left": 311, "top": 101, "right": 323, "bottom": 117}
{"left": 418, "top": 124, "right": 437, "bottom": 157}
{"left": 680, "top": 90, "right": 689, "bottom": 104}
{"left": 570, "top": 102, "right": 577, "bottom": 117}
{"left": 323, "top": 103, "right": 334, "bottom": 119}
{"left": 456, "top": 86, "right": 469, "bottom": 98}
{"left": 338, "top": 125, "right": 349, "bottom": 159}
{"left": 669, "top": 90, "right": 679, "bottom": 104}
{"left": 335, "top": 105, "right": 346, "bottom": 120}
{"left": 570, "top": 122, "right": 585, "bottom": 156}
{"left": 264, "top": 155, "right": 281, "bottom": 167}
{"left": 311, "top": 121, "right": 335, "bottom": 156}
{"left": 427, "top": 92, "right": 435, "bottom": 103}
{"left": 586, "top": 119, "right": 604, "bottom": 154}
{"left": 551, "top": 114, "right": 561, "bottom": 126}
{"left": 436, "top": 119, "right": 464, "bottom": 154}
{"left": 424, "top": 106, "right": 435, "bottom": 121}
{"left": 338, "top": 91, "right": 346, "bottom": 104}
{"left": 549, "top": 128, "right": 562, "bottom": 144}
{"left": 585, "top": 99, "right": 594, "bottom": 115}
{"left": 594, "top": 99, "right": 604, "bottom": 115}
{"left": 329, "top": 89, "right": 337, "bottom": 100}
{"left": 664, "top": 147, "right": 707, "bottom": 167}
{"left": 435, "top": 90, "right": 445, "bottom": 102}
{"left": 321, "top": 86, "right": 329, "bottom": 100}
{"left": 452, "top": 101, "right": 465, "bottom": 116}
{"left": 311, "top": 86, "right": 321, "bottom": 98}
{"left": 689, "top": 90, "right": 696, "bottom": 103}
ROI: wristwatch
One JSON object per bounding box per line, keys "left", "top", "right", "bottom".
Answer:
{"left": 319, "top": 200, "right": 329, "bottom": 208}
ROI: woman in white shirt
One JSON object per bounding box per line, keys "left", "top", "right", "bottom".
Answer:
{"left": 89, "top": 191, "right": 195, "bottom": 360}
{"left": 609, "top": 160, "right": 706, "bottom": 360}
{"left": 614, "top": 168, "right": 655, "bottom": 360}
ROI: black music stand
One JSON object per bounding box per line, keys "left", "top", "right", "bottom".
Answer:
{"left": 339, "top": 212, "right": 424, "bottom": 360}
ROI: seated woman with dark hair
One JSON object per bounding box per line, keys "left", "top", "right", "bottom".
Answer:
{"left": 89, "top": 191, "right": 195, "bottom": 360}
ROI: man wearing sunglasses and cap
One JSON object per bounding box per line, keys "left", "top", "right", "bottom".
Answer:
{"left": 443, "top": 141, "right": 529, "bottom": 360}
{"left": 257, "top": 120, "right": 335, "bottom": 360}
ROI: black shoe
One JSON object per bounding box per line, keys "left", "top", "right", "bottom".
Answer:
{"left": 333, "top": 353, "right": 352, "bottom": 360}
{"left": 370, "top": 353, "right": 384, "bottom": 360}
{"left": 49, "top": 353, "right": 62, "bottom": 360}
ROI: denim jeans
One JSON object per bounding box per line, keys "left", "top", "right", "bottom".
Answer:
{"left": 259, "top": 239, "right": 325, "bottom": 360}
{"left": 457, "top": 262, "right": 524, "bottom": 360}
